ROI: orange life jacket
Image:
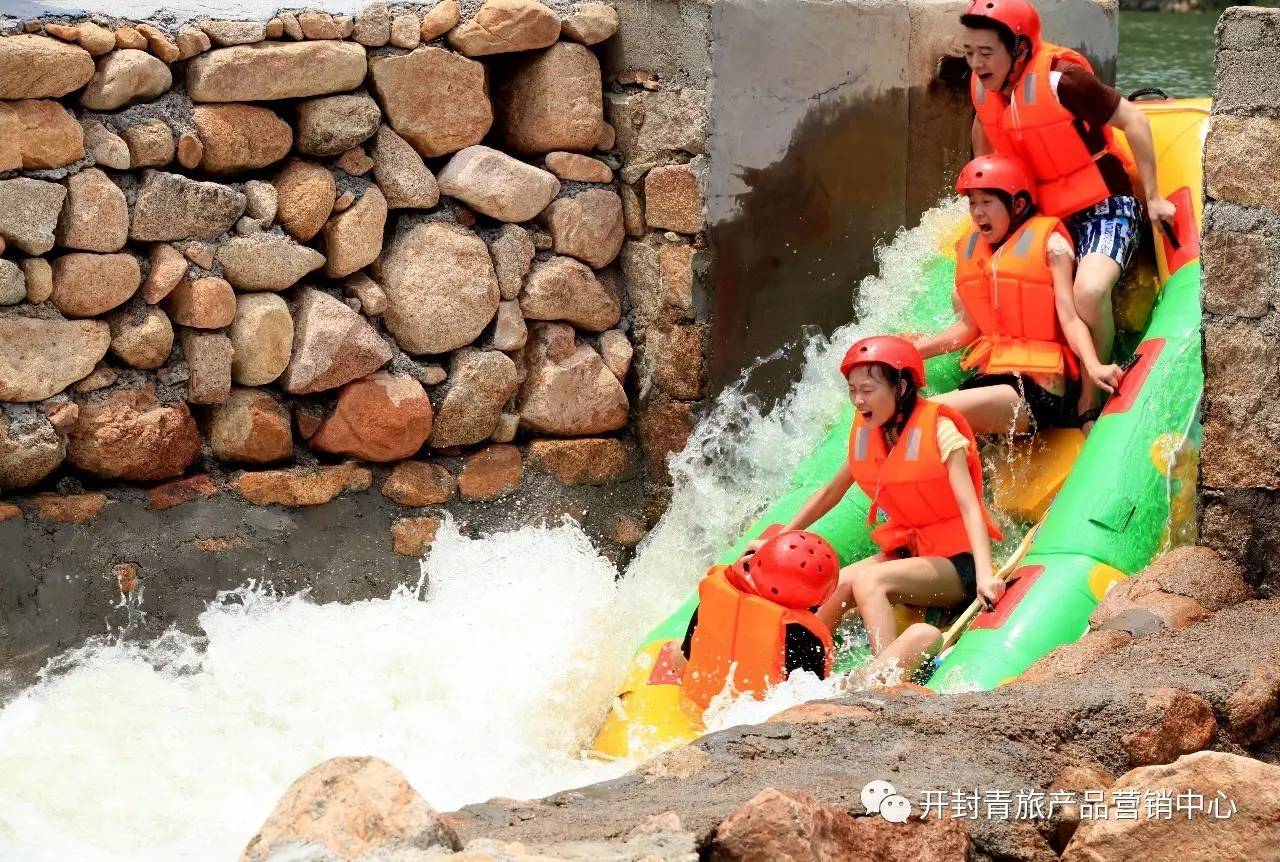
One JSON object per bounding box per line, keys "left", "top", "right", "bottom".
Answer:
{"left": 847, "top": 399, "right": 1002, "bottom": 558}
{"left": 681, "top": 566, "right": 833, "bottom": 714}
{"left": 954, "top": 215, "right": 1080, "bottom": 379}
{"left": 971, "top": 42, "right": 1137, "bottom": 218}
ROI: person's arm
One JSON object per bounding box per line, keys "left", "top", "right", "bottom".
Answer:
{"left": 742, "top": 466, "right": 855, "bottom": 554}
{"left": 1049, "top": 242, "right": 1123, "bottom": 393}
{"left": 1107, "top": 98, "right": 1177, "bottom": 230}
{"left": 914, "top": 294, "right": 979, "bottom": 361}
{"left": 945, "top": 450, "right": 1002, "bottom": 608}
{"left": 971, "top": 115, "right": 992, "bottom": 157}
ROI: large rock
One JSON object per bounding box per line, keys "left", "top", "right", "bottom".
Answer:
{"left": 234, "top": 462, "right": 372, "bottom": 507}
{"left": 1063, "top": 752, "right": 1280, "bottom": 862}
{"left": 239, "top": 756, "right": 460, "bottom": 861}
{"left": 0, "top": 317, "right": 110, "bottom": 402}
{"left": 1120, "top": 688, "right": 1218, "bottom": 767}
{"left": 186, "top": 41, "right": 368, "bottom": 102}
{"left": 429, "top": 349, "right": 519, "bottom": 448}
{"left": 67, "top": 387, "right": 201, "bottom": 481}
{"left": 311, "top": 372, "right": 433, "bottom": 462}
{"left": 446, "top": 0, "right": 560, "bottom": 57}
{"left": 369, "top": 46, "right": 492, "bottom": 158}
{"left": 709, "top": 787, "right": 970, "bottom": 862}
{"left": 230, "top": 293, "right": 294, "bottom": 386}
{"left": 181, "top": 329, "right": 234, "bottom": 405}
{"left": 21, "top": 259, "right": 53, "bottom": 305}
{"left": 635, "top": 395, "right": 693, "bottom": 483}
{"left": 163, "top": 276, "right": 236, "bottom": 329}
{"left": 421, "top": 0, "right": 462, "bottom": 39}
{"left": 382, "top": 222, "right": 499, "bottom": 355}
{"left": 322, "top": 186, "right": 387, "bottom": 278}
{"left": 210, "top": 387, "right": 293, "bottom": 464}
{"left": 647, "top": 323, "right": 705, "bottom": 399}
{"left": 458, "top": 444, "right": 521, "bottom": 501}
{"left": 275, "top": 159, "right": 336, "bottom": 242}
{"left": 488, "top": 223, "right": 535, "bottom": 300}
{"left": 437, "top": 145, "right": 561, "bottom": 222}
{"left": 0, "top": 261, "right": 24, "bottom": 305}
{"left": 80, "top": 49, "right": 171, "bottom": 111}
{"left": 0, "top": 178, "right": 66, "bottom": 254}
{"left": 130, "top": 171, "right": 246, "bottom": 242}
{"left": 0, "top": 410, "right": 65, "bottom": 490}
{"left": 519, "top": 322, "right": 628, "bottom": 435}
{"left": 199, "top": 20, "right": 266, "bottom": 46}
{"left": 606, "top": 89, "right": 708, "bottom": 179}
{"left": 496, "top": 42, "right": 603, "bottom": 154}
{"left": 193, "top": 104, "right": 293, "bottom": 174}
{"left": 80, "top": 118, "right": 131, "bottom": 170}
{"left": 490, "top": 299, "right": 527, "bottom": 351}
{"left": 354, "top": 1, "right": 392, "bottom": 46}
{"left": 527, "top": 437, "right": 629, "bottom": 485}
{"left": 107, "top": 304, "right": 174, "bottom": 369}
{"left": 540, "top": 189, "right": 624, "bottom": 269}
{"left": 0, "top": 99, "right": 85, "bottom": 170}
{"left": 56, "top": 168, "right": 128, "bottom": 253}
{"left": 371, "top": 125, "right": 440, "bottom": 210}
{"left": 297, "top": 93, "right": 382, "bottom": 157}
{"left": 520, "top": 255, "right": 621, "bottom": 332}
{"left": 0, "top": 34, "right": 95, "bottom": 99}
{"left": 382, "top": 460, "right": 456, "bottom": 506}
{"left": 140, "top": 243, "right": 189, "bottom": 304}
{"left": 121, "top": 118, "right": 175, "bottom": 169}
{"left": 217, "top": 233, "right": 325, "bottom": 292}
{"left": 545, "top": 151, "right": 612, "bottom": 183}
{"left": 280, "top": 288, "right": 393, "bottom": 394}
{"left": 645, "top": 163, "right": 704, "bottom": 234}
{"left": 50, "top": 252, "right": 140, "bottom": 318}
{"left": 561, "top": 2, "right": 619, "bottom": 45}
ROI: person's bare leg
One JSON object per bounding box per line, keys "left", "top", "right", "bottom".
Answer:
{"left": 930, "top": 385, "right": 1033, "bottom": 436}
{"left": 847, "top": 623, "right": 944, "bottom": 689}
{"left": 1073, "top": 252, "right": 1123, "bottom": 429}
{"left": 816, "top": 555, "right": 882, "bottom": 632}
{"left": 850, "top": 556, "right": 966, "bottom": 654}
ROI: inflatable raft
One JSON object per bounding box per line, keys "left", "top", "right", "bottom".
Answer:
{"left": 592, "top": 98, "right": 1209, "bottom": 761}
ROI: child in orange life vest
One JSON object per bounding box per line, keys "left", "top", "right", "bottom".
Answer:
{"left": 911, "top": 154, "right": 1123, "bottom": 436}
{"left": 744, "top": 337, "right": 1003, "bottom": 672}
{"left": 680, "top": 530, "right": 838, "bottom": 713}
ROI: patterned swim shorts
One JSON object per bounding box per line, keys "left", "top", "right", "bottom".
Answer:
{"left": 1064, "top": 195, "right": 1144, "bottom": 272}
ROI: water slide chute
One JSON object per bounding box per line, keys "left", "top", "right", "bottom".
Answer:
{"left": 591, "top": 99, "right": 1208, "bottom": 761}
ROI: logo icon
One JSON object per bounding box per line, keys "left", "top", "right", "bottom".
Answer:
{"left": 861, "top": 779, "right": 913, "bottom": 823}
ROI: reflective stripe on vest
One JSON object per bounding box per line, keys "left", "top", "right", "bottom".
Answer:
{"left": 681, "top": 567, "right": 834, "bottom": 714}
{"left": 953, "top": 215, "right": 1079, "bottom": 378}
{"left": 846, "top": 400, "right": 1002, "bottom": 558}
{"left": 969, "top": 42, "right": 1136, "bottom": 217}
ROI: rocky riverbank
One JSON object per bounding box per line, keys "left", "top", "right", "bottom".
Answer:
{"left": 234, "top": 546, "right": 1280, "bottom": 861}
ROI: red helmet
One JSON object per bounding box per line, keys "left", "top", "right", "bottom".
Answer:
{"left": 962, "top": 0, "right": 1042, "bottom": 52}
{"left": 955, "top": 154, "right": 1036, "bottom": 205}
{"left": 840, "top": 336, "right": 926, "bottom": 389}
{"left": 731, "top": 530, "right": 839, "bottom": 610}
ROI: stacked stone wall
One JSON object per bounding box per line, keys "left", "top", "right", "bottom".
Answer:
{"left": 1199, "top": 6, "right": 1280, "bottom": 596}
{"left": 0, "top": 1, "right": 716, "bottom": 550}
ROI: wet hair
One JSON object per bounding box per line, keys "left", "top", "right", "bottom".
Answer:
{"left": 960, "top": 14, "right": 1019, "bottom": 56}
{"left": 862, "top": 362, "right": 920, "bottom": 444}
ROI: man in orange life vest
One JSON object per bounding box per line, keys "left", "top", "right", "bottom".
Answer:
{"left": 960, "top": 0, "right": 1177, "bottom": 430}
{"left": 680, "top": 529, "right": 838, "bottom": 713}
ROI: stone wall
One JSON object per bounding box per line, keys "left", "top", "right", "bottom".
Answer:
{"left": 1199, "top": 5, "right": 1280, "bottom": 597}
{"left": 0, "top": 1, "right": 717, "bottom": 663}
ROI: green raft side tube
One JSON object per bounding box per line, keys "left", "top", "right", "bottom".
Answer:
{"left": 927, "top": 260, "right": 1203, "bottom": 692}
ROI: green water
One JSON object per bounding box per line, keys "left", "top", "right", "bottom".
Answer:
{"left": 1117, "top": 11, "right": 1219, "bottom": 99}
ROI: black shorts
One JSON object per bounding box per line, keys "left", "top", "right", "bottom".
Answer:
{"left": 959, "top": 372, "right": 1079, "bottom": 431}
{"left": 889, "top": 547, "right": 978, "bottom": 611}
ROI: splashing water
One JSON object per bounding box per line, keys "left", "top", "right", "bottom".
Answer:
{"left": 0, "top": 201, "right": 968, "bottom": 862}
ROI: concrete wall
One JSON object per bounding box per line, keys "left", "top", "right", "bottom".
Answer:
{"left": 1199, "top": 6, "right": 1280, "bottom": 597}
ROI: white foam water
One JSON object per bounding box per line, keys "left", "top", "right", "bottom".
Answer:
{"left": 0, "top": 200, "right": 966, "bottom": 862}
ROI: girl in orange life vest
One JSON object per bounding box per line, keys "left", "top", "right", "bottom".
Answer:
{"left": 959, "top": 0, "right": 1177, "bottom": 430}
{"left": 912, "top": 155, "right": 1123, "bottom": 436}
{"left": 745, "top": 337, "right": 1003, "bottom": 662}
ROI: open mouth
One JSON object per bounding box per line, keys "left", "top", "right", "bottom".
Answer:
{"left": 859, "top": 409, "right": 874, "bottom": 420}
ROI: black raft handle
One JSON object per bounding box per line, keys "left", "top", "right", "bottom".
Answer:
{"left": 1127, "top": 87, "right": 1170, "bottom": 101}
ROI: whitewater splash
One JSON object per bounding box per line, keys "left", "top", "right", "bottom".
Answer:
{"left": 0, "top": 200, "right": 967, "bottom": 862}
